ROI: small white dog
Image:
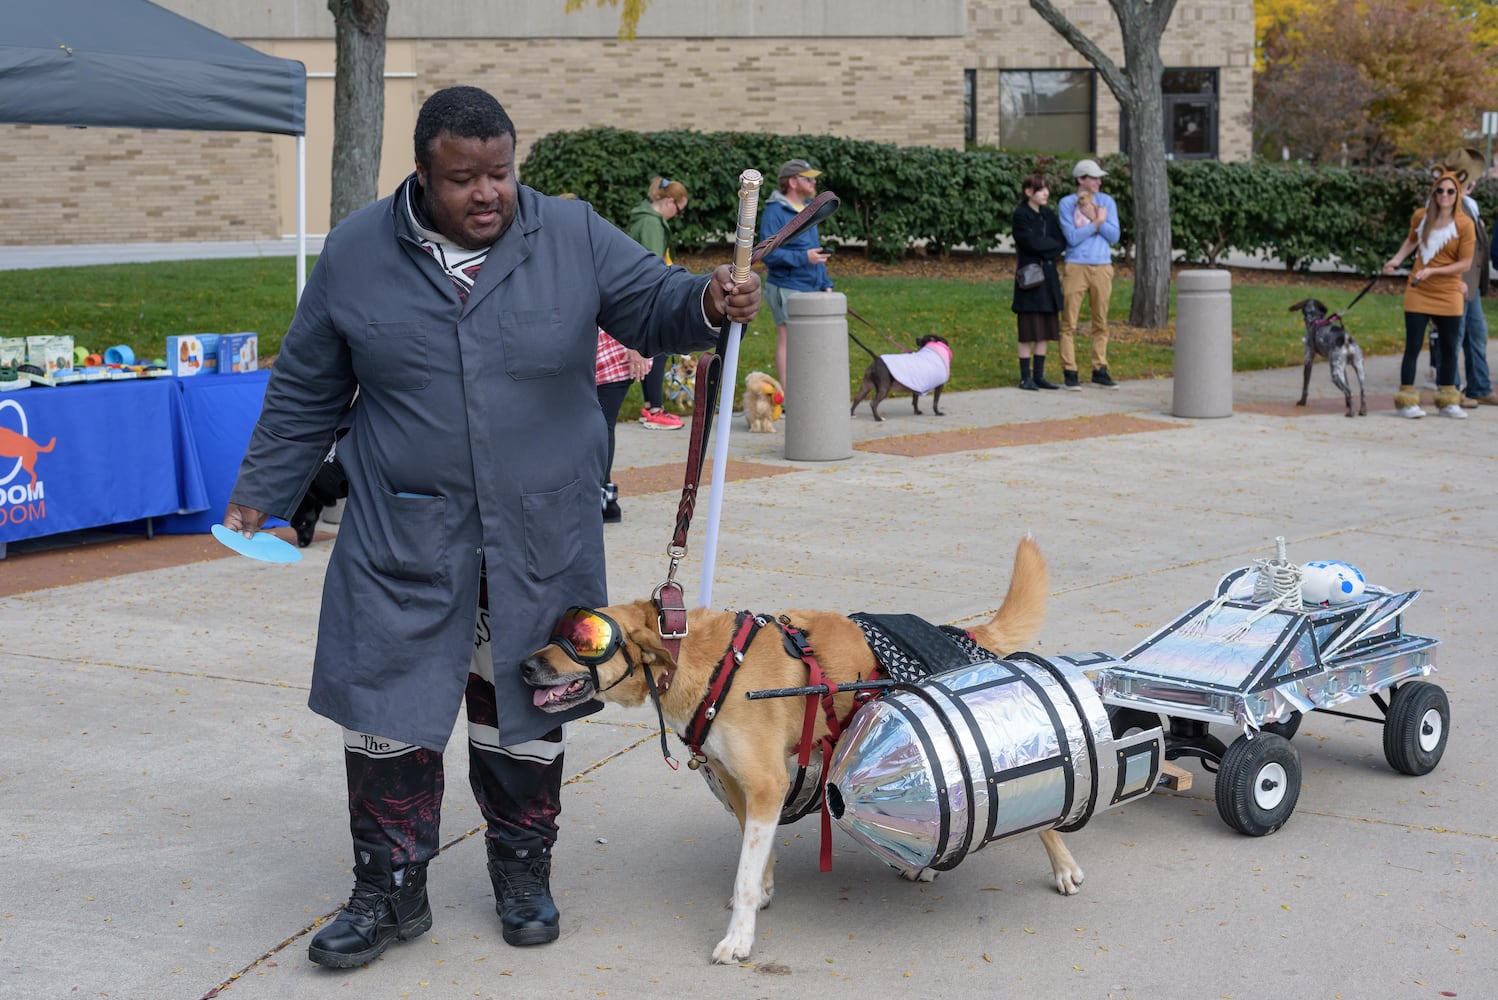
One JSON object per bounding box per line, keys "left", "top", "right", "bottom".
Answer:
{"left": 743, "top": 371, "right": 784, "bottom": 433}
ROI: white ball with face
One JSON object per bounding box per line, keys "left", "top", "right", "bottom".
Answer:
{"left": 1301, "top": 560, "right": 1366, "bottom": 605}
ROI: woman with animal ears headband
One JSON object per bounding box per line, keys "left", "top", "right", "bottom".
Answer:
{"left": 1382, "top": 167, "right": 1476, "bottom": 419}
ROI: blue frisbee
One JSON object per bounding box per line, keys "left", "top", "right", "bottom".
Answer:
{"left": 212, "top": 523, "right": 303, "bottom": 564}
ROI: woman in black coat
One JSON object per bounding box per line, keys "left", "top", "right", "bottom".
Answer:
{"left": 1011, "top": 173, "right": 1066, "bottom": 390}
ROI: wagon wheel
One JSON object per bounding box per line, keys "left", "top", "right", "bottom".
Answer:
{"left": 1261, "top": 712, "right": 1302, "bottom": 740}
{"left": 1215, "top": 732, "right": 1301, "bottom": 836}
{"left": 1107, "top": 705, "right": 1163, "bottom": 739}
{"left": 1382, "top": 681, "right": 1449, "bottom": 776}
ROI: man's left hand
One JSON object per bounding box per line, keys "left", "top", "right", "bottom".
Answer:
{"left": 705, "top": 265, "right": 761, "bottom": 326}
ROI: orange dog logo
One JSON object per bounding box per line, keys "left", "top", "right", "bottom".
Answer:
{"left": 0, "top": 425, "right": 56, "bottom": 488}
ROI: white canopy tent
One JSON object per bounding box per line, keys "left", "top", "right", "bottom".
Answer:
{"left": 0, "top": 0, "right": 310, "bottom": 296}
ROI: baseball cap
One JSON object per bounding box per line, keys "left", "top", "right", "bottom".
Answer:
{"left": 1072, "top": 159, "right": 1107, "bottom": 179}
{"left": 778, "top": 159, "right": 823, "bottom": 180}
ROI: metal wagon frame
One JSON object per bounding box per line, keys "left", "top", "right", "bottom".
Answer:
{"left": 1090, "top": 566, "right": 1450, "bottom": 836}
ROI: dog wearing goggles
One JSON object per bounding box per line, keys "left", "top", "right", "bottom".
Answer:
{"left": 523, "top": 536, "right": 1076, "bottom": 964}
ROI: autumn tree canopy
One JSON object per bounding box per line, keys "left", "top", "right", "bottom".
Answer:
{"left": 1255, "top": 0, "right": 1498, "bottom": 164}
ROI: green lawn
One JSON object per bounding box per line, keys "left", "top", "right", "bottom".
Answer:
{"left": 3, "top": 257, "right": 1491, "bottom": 418}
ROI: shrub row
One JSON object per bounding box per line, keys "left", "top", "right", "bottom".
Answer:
{"left": 521, "top": 128, "right": 1498, "bottom": 274}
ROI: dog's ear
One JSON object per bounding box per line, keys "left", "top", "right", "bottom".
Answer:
{"left": 1288, "top": 300, "right": 1309, "bottom": 313}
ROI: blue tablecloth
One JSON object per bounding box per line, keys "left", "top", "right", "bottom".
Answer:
{"left": 157, "top": 370, "right": 271, "bottom": 534}
{"left": 0, "top": 371, "right": 270, "bottom": 544}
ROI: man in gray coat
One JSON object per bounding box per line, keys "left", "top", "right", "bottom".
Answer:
{"left": 224, "top": 86, "right": 760, "bottom": 969}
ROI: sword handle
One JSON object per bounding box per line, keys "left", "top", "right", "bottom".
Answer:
{"left": 730, "top": 169, "right": 763, "bottom": 286}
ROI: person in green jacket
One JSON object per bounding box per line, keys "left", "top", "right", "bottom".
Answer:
{"left": 627, "top": 177, "right": 690, "bottom": 429}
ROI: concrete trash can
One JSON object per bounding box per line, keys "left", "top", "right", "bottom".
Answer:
{"left": 1173, "top": 269, "right": 1233, "bottom": 418}
{"left": 784, "top": 291, "right": 853, "bottom": 461}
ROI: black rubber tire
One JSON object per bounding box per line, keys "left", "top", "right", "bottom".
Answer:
{"left": 1261, "top": 712, "right": 1302, "bottom": 740}
{"left": 1215, "top": 732, "right": 1301, "bottom": 836}
{"left": 1107, "top": 705, "right": 1164, "bottom": 739}
{"left": 1382, "top": 681, "right": 1449, "bottom": 776}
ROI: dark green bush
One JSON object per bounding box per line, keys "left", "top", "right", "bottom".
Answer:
{"left": 522, "top": 129, "right": 1498, "bottom": 272}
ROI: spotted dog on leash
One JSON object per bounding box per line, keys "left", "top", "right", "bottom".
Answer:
{"left": 1290, "top": 299, "right": 1366, "bottom": 417}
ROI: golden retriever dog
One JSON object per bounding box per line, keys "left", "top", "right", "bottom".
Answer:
{"left": 522, "top": 536, "right": 1078, "bottom": 964}
{"left": 742, "top": 370, "right": 784, "bottom": 433}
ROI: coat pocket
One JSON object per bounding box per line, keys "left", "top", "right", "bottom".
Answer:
{"left": 521, "top": 478, "right": 586, "bottom": 580}
{"left": 499, "top": 309, "right": 563, "bottom": 380}
{"left": 367, "top": 487, "right": 449, "bottom": 583}
{"left": 357, "top": 322, "right": 432, "bottom": 390}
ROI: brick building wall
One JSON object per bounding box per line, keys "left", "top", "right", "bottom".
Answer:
{"left": 0, "top": 0, "right": 1252, "bottom": 246}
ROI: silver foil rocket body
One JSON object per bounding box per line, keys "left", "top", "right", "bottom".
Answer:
{"left": 824, "top": 652, "right": 1162, "bottom": 874}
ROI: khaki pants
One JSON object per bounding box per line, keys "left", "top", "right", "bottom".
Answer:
{"left": 1058, "top": 262, "right": 1114, "bottom": 373}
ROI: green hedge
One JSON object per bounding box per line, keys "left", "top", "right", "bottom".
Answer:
{"left": 521, "top": 128, "right": 1498, "bottom": 273}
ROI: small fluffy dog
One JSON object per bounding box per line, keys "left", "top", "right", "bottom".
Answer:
{"left": 662, "top": 354, "right": 698, "bottom": 412}
{"left": 522, "top": 537, "right": 1077, "bottom": 964}
{"left": 850, "top": 334, "right": 952, "bottom": 422}
{"left": 1289, "top": 299, "right": 1367, "bottom": 417}
{"left": 742, "top": 370, "right": 784, "bottom": 432}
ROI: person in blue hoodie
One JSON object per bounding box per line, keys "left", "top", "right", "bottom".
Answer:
{"left": 759, "top": 159, "right": 833, "bottom": 392}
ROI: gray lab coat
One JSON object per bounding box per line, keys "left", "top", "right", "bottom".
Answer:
{"left": 230, "top": 177, "right": 720, "bottom": 750}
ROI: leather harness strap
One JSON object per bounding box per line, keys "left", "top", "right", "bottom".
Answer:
{"left": 681, "top": 612, "right": 762, "bottom": 759}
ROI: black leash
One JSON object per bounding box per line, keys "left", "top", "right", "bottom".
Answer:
{"left": 1328, "top": 274, "right": 1383, "bottom": 323}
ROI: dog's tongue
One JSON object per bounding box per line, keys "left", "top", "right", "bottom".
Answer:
{"left": 533, "top": 682, "right": 566, "bottom": 706}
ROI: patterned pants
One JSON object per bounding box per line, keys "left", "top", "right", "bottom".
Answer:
{"left": 342, "top": 606, "right": 565, "bottom": 868}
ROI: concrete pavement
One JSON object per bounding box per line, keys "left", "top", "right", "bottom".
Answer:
{"left": 3, "top": 353, "right": 1495, "bottom": 1000}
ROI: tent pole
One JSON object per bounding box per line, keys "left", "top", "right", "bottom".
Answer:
{"left": 296, "top": 134, "right": 307, "bottom": 302}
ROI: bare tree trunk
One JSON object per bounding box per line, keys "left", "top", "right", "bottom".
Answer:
{"left": 1028, "top": 0, "right": 1177, "bottom": 329}
{"left": 327, "top": 0, "right": 388, "bottom": 229}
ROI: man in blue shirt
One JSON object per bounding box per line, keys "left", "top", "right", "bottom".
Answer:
{"left": 1057, "top": 159, "right": 1122, "bottom": 389}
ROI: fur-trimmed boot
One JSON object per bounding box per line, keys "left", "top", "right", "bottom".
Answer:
{"left": 1434, "top": 385, "right": 1467, "bottom": 419}
{"left": 307, "top": 840, "right": 432, "bottom": 968}
{"left": 487, "top": 838, "right": 560, "bottom": 946}
{"left": 1394, "top": 384, "right": 1424, "bottom": 418}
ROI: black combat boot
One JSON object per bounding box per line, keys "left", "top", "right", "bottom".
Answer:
{"left": 307, "top": 840, "right": 432, "bottom": 969}
{"left": 487, "top": 838, "right": 559, "bottom": 946}
{"left": 601, "top": 482, "right": 621, "bottom": 523}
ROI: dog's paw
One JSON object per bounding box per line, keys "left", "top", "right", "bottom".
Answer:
{"left": 1053, "top": 863, "right": 1085, "bottom": 896}
{"left": 898, "top": 866, "right": 939, "bottom": 883}
{"left": 711, "top": 931, "right": 754, "bottom": 965}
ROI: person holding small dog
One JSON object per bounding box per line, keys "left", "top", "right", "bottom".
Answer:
{"left": 1057, "top": 159, "right": 1121, "bottom": 390}
{"left": 1011, "top": 173, "right": 1064, "bottom": 391}
{"left": 1383, "top": 168, "right": 1476, "bottom": 419}
{"left": 760, "top": 159, "right": 833, "bottom": 393}
{"left": 628, "top": 176, "right": 691, "bottom": 430}
{"left": 222, "top": 86, "right": 760, "bottom": 970}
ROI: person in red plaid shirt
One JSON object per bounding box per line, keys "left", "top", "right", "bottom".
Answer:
{"left": 595, "top": 330, "right": 652, "bottom": 521}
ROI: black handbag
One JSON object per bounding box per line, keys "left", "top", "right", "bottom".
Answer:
{"left": 1016, "top": 262, "right": 1044, "bottom": 290}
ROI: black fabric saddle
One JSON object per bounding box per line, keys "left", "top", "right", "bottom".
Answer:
{"left": 849, "top": 613, "right": 993, "bottom": 685}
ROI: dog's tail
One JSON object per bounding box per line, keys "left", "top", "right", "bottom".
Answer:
{"left": 967, "top": 534, "right": 1048, "bottom": 657}
{"left": 847, "top": 330, "right": 880, "bottom": 362}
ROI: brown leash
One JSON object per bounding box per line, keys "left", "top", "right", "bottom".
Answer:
{"left": 846, "top": 306, "right": 914, "bottom": 355}
{"left": 652, "top": 188, "right": 843, "bottom": 662}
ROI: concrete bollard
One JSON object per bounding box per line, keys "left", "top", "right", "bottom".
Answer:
{"left": 784, "top": 291, "right": 853, "bottom": 461}
{"left": 1173, "top": 269, "right": 1233, "bottom": 418}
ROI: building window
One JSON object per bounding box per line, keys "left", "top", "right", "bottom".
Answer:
{"left": 1122, "top": 69, "right": 1219, "bottom": 160}
{"left": 964, "top": 69, "right": 977, "bottom": 145}
{"left": 999, "top": 70, "right": 1095, "bottom": 153}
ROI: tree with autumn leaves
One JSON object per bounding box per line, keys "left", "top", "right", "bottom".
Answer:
{"left": 1255, "top": 0, "right": 1498, "bottom": 165}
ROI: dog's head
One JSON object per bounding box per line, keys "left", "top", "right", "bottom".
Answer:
{"left": 743, "top": 371, "right": 784, "bottom": 411}
{"left": 522, "top": 600, "right": 677, "bottom": 713}
{"left": 915, "top": 335, "right": 950, "bottom": 351}
{"left": 1289, "top": 299, "right": 1329, "bottom": 323}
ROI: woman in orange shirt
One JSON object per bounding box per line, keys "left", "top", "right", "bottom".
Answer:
{"left": 1383, "top": 169, "right": 1477, "bottom": 419}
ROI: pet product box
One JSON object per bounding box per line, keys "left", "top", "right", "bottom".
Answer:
{"left": 165, "top": 334, "right": 220, "bottom": 377}
{"left": 217, "top": 333, "right": 259, "bottom": 374}
{"left": 1, "top": 337, "right": 26, "bottom": 370}
{"left": 25, "top": 335, "right": 75, "bottom": 375}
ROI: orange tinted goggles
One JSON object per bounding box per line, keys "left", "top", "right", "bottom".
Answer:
{"left": 548, "top": 607, "right": 624, "bottom": 665}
